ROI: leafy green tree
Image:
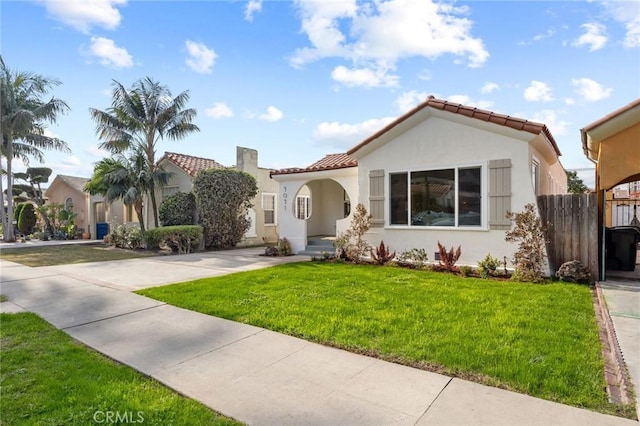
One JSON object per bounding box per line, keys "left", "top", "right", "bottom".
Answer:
{"left": 567, "top": 171, "right": 588, "bottom": 194}
{"left": 90, "top": 77, "right": 199, "bottom": 229}
{"left": 193, "top": 169, "right": 257, "bottom": 249}
{"left": 17, "top": 203, "right": 36, "bottom": 235}
{"left": 14, "top": 167, "right": 54, "bottom": 234}
{"left": 159, "top": 191, "right": 196, "bottom": 226}
{"left": 0, "top": 55, "right": 70, "bottom": 241}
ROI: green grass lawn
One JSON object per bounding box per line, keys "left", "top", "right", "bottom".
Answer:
{"left": 138, "top": 262, "right": 632, "bottom": 418}
{"left": 0, "top": 244, "right": 156, "bottom": 267}
{"left": 0, "top": 312, "right": 241, "bottom": 425}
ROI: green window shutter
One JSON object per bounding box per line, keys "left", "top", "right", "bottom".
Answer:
{"left": 369, "top": 169, "right": 385, "bottom": 227}
{"left": 488, "top": 159, "right": 512, "bottom": 230}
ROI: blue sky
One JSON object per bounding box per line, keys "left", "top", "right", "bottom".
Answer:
{"left": 2, "top": 0, "right": 639, "bottom": 189}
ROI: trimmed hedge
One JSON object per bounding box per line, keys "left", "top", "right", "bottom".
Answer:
{"left": 144, "top": 225, "right": 203, "bottom": 254}
{"left": 17, "top": 203, "right": 36, "bottom": 235}
{"left": 159, "top": 192, "right": 196, "bottom": 226}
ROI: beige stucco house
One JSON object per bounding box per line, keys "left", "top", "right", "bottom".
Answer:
{"left": 271, "top": 96, "right": 567, "bottom": 267}
{"left": 149, "top": 146, "right": 281, "bottom": 245}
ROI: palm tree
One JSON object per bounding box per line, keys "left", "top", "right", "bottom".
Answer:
{"left": 1, "top": 56, "right": 70, "bottom": 241}
{"left": 85, "top": 149, "right": 170, "bottom": 234}
{"left": 90, "top": 77, "right": 199, "bottom": 229}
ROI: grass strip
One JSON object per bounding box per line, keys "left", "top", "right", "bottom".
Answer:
{"left": 0, "top": 244, "right": 156, "bottom": 267}
{"left": 0, "top": 312, "right": 241, "bottom": 425}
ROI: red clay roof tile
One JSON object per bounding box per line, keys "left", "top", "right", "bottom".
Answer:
{"left": 270, "top": 153, "right": 357, "bottom": 176}
{"left": 161, "top": 152, "right": 227, "bottom": 177}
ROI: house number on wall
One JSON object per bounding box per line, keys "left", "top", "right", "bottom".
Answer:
{"left": 282, "top": 186, "right": 288, "bottom": 211}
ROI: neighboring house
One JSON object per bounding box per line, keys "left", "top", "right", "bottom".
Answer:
{"left": 46, "top": 174, "right": 131, "bottom": 239}
{"left": 581, "top": 98, "right": 640, "bottom": 279}
{"left": 152, "top": 146, "right": 281, "bottom": 245}
{"left": 271, "top": 96, "right": 568, "bottom": 266}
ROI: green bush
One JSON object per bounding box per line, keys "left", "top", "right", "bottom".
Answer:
{"left": 13, "top": 203, "right": 26, "bottom": 227}
{"left": 159, "top": 192, "right": 196, "bottom": 226}
{"left": 144, "top": 225, "right": 203, "bottom": 254}
{"left": 109, "top": 223, "right": 144, "bottom": 249}
{"left": 478, "top": 253, "right": 501, "bottom": 278}
{"left": 193, "top": 169, "right": 257, "bottom": 249}
{"left": 17, "top": 203, "right": 36, "bottom": 235}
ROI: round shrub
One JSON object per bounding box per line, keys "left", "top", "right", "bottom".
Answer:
{"left": 159, "top": 191, "right": 196, "bottom": 226}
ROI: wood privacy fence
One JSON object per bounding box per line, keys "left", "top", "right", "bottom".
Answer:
{"left": 537, "top": 193, "right": 598, "bottom": 280}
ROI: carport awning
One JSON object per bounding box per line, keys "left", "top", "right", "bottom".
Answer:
{"left": 582, "top": 99, "right": 640, "bottom": 190}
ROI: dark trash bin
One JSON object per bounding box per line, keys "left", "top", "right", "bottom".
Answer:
{"left": 606, "top": 226, "right": 640, "bottom": 271}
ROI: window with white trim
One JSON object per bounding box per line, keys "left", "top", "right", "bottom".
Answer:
{"left": 295, "top": 195, "right": 311, "bottom": 220}
{"left": 162, "top": 185, "right": 180, "bottom": 201}
{"left": 389, "top": 166, "right": 482, "bottom": 227}
{"left": 262, "top": 193, "right": 276, "bottom": 225}
{"left": 532, "top": 159, "right": 540, "bottom": 195}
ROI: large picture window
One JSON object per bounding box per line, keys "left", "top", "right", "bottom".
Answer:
{"left": 390, "top": 166, "right": 482, "bottom": 227}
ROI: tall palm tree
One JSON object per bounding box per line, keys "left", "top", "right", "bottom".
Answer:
{"left": 0, "top": 56, "right": 70, "bottom": 241}
{"left": 90, "top": 77, "right": 199, "bottom": 229}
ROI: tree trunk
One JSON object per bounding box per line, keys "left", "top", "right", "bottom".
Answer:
{"left": 0, "top": 156, "right": 7, "bottom": 237}
{"left": 134, "top": 199, "right": 145, "bottom": 234}
{"left": 4, "top": 137, "right": 15, "bottom": 241}
{"left": 149, "top": 185, "right": 159, "bottom": 229}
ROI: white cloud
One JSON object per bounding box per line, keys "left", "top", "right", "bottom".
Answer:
{"left": 291, "top": 0, "right": 489, "bottom": 87}
{"left": 205, "top": 102, "right": 234, "bottom": 119}
{"left": 601, "top": 1, "right": 640, "bottom": 48}
{"left": 258, "top": 106, "right": 283, "bottom": 122}
{"left": 62, "top": 156, "right": 82, "bottom": 167}
{"left": 524, "top": 80, "right": 553, "bottom": 102}
{"left": 313, "top": 116, "right": 396, "bottom": 148}
{"left": 572, "top": 23, "right": 607, "bottom": 51}
{"left": 533, "top": 28, "right": 556, "bottom": 41}
{"left": 523, "top": 110, "right": 570, "bottom": 136}
{"left": 185, "top": 40, "right": 216, "bottom": 74}
{"left": 85, "top": 145, "right": 111, "bottom": 158}
{"left": 571, "top": 78, "right": 612, "bottom": 102}
{"left": 245, "top": 0, "right": 262, "bottom": 22}
{"left": 87, "top": 37, "right": 133, "bottom": 69}
{"left": 446, "top": 95, "right": 494, "bottom": 109}
{"left": 480, "top": 82, "right": 499, "bottom": 94}
{"left": 40, "top": 0, "right": 126, "bottom": 33}
{"left": 331, "top": 65, "right": 399, "bottom": 88}
{"left": 564, "top": 98, "right": 576, "bottom": 105}
{"left": 395, "top": 90, "right": 429, "bottom": 113}
{"left": 417, "top": 69, "right": 432, "bottom": 81}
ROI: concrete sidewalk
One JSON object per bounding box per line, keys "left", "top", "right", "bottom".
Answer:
{"left": 0, "top": 250, "right": 637, "bottom": 425}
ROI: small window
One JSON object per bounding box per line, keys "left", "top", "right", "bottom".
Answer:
{"left": 162, "top": 186, "right": 179, "bottom": 201}
{"left": 262, "top": 193, "right": 276, "bottom": 225}
{"left": 295, "top": 195, "right": 311, "bottom": 220}
{"left": 532, "top": 159, "right": 540, "bottom": 195}
{"left": 64, "top": 197, "right": 73, "bottom": 211}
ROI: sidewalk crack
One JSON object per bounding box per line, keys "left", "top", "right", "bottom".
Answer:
{"left": 62, "top": 303, "right": 167, "bottom": 330}
{"left": 414, "top": 377, "right": 453, "bottom": 425}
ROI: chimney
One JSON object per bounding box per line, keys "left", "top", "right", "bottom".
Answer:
{"left": 236, "top": 146, "right": 258, "bottom": 177}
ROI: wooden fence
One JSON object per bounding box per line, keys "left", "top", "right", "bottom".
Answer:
{"left": 537, "top": 193, "right": 598, "bottom": 280}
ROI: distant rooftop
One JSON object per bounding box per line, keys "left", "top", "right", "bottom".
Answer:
{"left": 160, "top": 152, "right": 227, "bottom": 177}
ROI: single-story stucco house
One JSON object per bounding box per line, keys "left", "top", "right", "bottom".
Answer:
{"left": 271, "top": 96, "right": 568, "bottom": 267}
{"left": 150, "top": 146, "right": 284, "bottom": 245}
{"left": 44, "top": 174, "right": 121, "bottom": 239}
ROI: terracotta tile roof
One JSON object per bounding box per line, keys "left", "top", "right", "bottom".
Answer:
{"left": 161, "top": 152, "right": 227, "bottom": 177}
{"left": 58, "top": 175, "right": 90, "bottom": 192}
{"left": 271, "top": 153, "right": 357, "bottom": 176}
{"left": 347, "top": 96, "right": 561, "bottom": 157}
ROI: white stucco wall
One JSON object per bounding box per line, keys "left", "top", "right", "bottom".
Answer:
{"left": 355, "top": 115, "right": 541, "bottom": 267}
{"left": 272, "top": 167, "right": 358, "bottom": 253}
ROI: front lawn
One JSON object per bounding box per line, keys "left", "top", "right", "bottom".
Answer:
{"left": 138, "top": 262, "right": 630, "bottom": 417}
{"left": 0, "top": 312, "right": 240, "bottom": 425}
{"left": 0, "top": 244, "right": 156, "bottom": 266}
